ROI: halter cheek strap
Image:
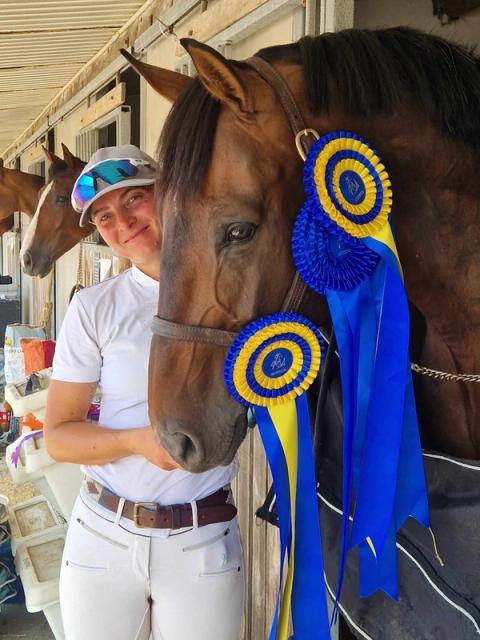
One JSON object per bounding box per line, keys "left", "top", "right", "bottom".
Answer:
{"left": 151, "top": 315, "right": 238, "bottom": 347}
{"left": 152, "top": 57, "right": 315, "bottom": 347}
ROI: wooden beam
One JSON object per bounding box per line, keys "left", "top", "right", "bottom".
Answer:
{"left": 174, "top": 0, "right": 270, "bottom": 55}
{"left": 26, "top": 143, "right": 46, "bottom": 164}
{"left": 80, "top": 83, "right": 126, "bottom": 129}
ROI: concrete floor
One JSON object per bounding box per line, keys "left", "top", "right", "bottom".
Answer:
{"left": 0, "top": 603, "right": 54, "bottom": 639}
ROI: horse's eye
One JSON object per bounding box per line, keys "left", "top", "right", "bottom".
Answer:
{"left": 226, "top": 222, "right": 257, "bottom": 244}
{"left": 56, "top": 195, "right": 68, "bottom": 205}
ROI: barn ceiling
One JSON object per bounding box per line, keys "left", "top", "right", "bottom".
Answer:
{"left": 0, "top": 0, "right": 151, "bottom": 156}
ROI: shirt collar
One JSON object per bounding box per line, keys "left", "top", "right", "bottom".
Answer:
{"left": 131, "top": 264, "right": 158, "bottom": 289}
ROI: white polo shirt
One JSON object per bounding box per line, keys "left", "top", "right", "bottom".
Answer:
{"left": 52, "top": 265, "right": 238, "bottom": 505}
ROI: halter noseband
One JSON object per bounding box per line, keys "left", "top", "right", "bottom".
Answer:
{"left": 151, "top": 57, "right": 315, "bottom": 346}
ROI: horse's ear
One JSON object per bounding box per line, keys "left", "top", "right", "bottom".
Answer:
{"left": 61, "top": 143, "right": 84, "bottom": 171}
{"left": 120, "top": 49, "right": 189, "bottom": 102}
{"left": 181, "top": 38, "right": 254, "bottom": 115}
{"left": 42, "top": 146, "right": 62, "bottom": 166}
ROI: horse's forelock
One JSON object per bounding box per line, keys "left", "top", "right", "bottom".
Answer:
{"left": 156, "top": 77, "right": 220, "bottom": 205}
{"left": 49, "top": 160, "right": 69, "bottom": 179}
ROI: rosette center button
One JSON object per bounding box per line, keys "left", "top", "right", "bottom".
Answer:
{"left": 262, "top": 348, "right": 293, "bottom": 378}
{"left": 339, "top": 170, "right": 365, "bottom": 204}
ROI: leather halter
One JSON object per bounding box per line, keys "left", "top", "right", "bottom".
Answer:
{"left": 151, "top": 57, "right": 314, "bottom": 346}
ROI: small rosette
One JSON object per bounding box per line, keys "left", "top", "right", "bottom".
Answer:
{"left": 292, "top": 205, "right": 380, "bottom": 294}
{"left": 224, "top": 313, "right": 325, "bottom": 407}
{"left": 304, "top": 131, "right": 392, "bottom": 239}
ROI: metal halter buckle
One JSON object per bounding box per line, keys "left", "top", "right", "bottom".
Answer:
{"left": 133, "top": 502, "right": 159, "bottom": 528}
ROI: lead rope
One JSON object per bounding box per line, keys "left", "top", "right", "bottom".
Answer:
{"left": 38, "top": 268, "right": 54, "bottom": 339}
{"left": 74, "top": 240, "right": 84, "bottom": 293}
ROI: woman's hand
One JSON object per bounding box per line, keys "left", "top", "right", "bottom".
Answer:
{"left": 45, "top": 381, "right": 183, "bottom": 469}
{"left": 129, "top": 426, "right": 184, "bottom": 471}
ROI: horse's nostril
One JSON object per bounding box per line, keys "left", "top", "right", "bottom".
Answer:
{"left": 161, "top": 430, "right": 200, "bottom": 467}
{"left": 172, "top": 432, "right": 196, "bottom": 460}
{"left": 22, "top": 251, "right": 32, "bottom": 270}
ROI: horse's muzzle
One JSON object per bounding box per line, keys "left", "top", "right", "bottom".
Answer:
{"left": 156, "top": 412, "right": 248, "bottom": 473}
{"left": 21, "top": 250, "right": 51, "bottom": 278}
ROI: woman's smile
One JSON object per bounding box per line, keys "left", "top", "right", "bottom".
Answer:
{"left": 125, "top": 224, "right": 150, "bottom": 244}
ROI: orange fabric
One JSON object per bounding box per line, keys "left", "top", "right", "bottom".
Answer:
{"left": 20, "top": 338, "right": 46, "bottom": 375}
{"left": 19, "top": 413, "right": 44, "bottom": 432}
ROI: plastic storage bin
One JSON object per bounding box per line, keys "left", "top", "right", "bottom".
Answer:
{"left": 21, "top": 430, "right": 82, "bottom": 520}
{"left": 6, "top": 430, "right": 82, "bottom": 521}
{"left": 4, "top": 384, "right": 48, "bottom": 418}
{"left": 14, "top": 528, "right": 66, "bottom": 639}
{"left": 8, "top": 495, "right": 65, "bottom": 555}
{"left": 6, "top": 434, "right": 48, "bottom": 486}
{"left": 42, "top": 463, "right": 82, "bottom": 522}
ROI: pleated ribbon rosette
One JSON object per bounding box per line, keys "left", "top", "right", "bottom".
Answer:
{"left": 292, "top": 131, "right": 430, "bottom": 600}
{"left": 224, "top": 313, "right": 331, "bottom": 640}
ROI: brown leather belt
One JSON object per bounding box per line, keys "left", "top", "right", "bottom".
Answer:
{"left": 84, "top": 478, "right": 237, "bottom": 529}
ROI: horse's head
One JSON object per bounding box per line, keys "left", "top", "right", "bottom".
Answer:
{"left": 132, "top": 42, "right": 328, "bottom": 471}
{"left": 0, "top": 158, "right": 16, "bottom": 219}
{"left": 0, "top": 158, "right": 15, "bottom": 235}
{"left": 20, "top": 145, "right": 86, "bottom": 277}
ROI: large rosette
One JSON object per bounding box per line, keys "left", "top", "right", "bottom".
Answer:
{"left": 292, "top": 204, "right": 379, "bottom": 294}
{"left": 304, "top": 131, "right": 392, "bottom": 239}
{"left": 224, "top": 313, "right": 325, "bottom": 408}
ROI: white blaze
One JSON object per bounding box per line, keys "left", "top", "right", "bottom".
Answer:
{"left": 20, "top": 181, "right": 53, "bottom": 269}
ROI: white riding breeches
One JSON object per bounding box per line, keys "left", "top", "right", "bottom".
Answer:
{"left": 60, "top": 492, "right": 245, "bottom": 640}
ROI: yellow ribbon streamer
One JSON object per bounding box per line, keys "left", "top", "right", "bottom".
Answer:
{"left": 269, "top": 401, "right": 299, "bottom": 639}
{"left": 370, "top": 223, "right": 403, "bottom": 278}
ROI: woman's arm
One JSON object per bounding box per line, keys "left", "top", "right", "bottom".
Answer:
{"left": 44, "top": 379, "right": 181, "bottom": 469}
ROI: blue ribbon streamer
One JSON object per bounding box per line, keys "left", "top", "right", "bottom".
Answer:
{"left": 292, "top": 394, "right": 331, "bottom": 638}
{"left": 326, "top": 241, "right": 429, "bottom": 600}
{"left": 256, "top": 400, "right": 331, "bottom": 640}
{"left": 256, "top": 406, "right": 292, "bottom": 640}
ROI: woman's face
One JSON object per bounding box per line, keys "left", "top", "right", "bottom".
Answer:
{"left": 89, "top": 185, "right": 161, "bottom": 267}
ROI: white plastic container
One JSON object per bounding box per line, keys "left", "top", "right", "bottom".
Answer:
{"left": 0, "top": 283, "right": 19, "bottom": 299}
{"left": 42, "top": 463, "right": 82, "bottom": 522}
{"left": 7, "top": 429, "right": 82, "bottom": 521}
{"left": 43, "top": 602, "right": 65, "bottom": 639}
{"left": 4, "top": 384, "right": 48, "bottom": 417}
{"left": 14, "top": 528, "right": 66, "bottom": 640}
{"left": 8, "top": 495, "right": 65, "bottom": 555}
{"left": 22, "top": 430, "right": 55, "bottom": 474}
{"left": 5, "top": 432, "right": 64, "bottom": 516}
{"left": 21, "top": 431, "right": 82, "bottom": 521}
{"left": 5, "top": 434, "right": 46, "bottom": 486}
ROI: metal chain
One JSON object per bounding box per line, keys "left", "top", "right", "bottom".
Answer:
{"left": 411, "top": 362, "right": 480, "bottom": 383}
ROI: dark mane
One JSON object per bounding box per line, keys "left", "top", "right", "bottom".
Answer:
{"left": 157, "top": 26, "right": 480, "bottom": 201}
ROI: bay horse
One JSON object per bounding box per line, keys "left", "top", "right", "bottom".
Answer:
{"left": 0, "top": 158, "right": 44, "bottom": 234}
{"left": 20, "top": 145, "right": 89, "bottom": 278}
{"left": 126, "top": 27, "right": 480, "bottom": 638}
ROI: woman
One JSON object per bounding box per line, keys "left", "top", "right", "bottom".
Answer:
{"left": 44, "top": 145, "right": 244, "bottom": 640}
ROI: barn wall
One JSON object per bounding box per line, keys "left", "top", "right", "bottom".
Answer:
{"left": 355, "top": 0, "right": 480, "bottom": 46}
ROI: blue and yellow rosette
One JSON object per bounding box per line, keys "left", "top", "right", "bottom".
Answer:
{"left": 293, "top": 131, "right": 429, "bottom": 602}
{"left": 304, "top": 131, "right": 392, "bottom": 240}
{"left": 225, "top": 313, "right": 330, "bottom": 640}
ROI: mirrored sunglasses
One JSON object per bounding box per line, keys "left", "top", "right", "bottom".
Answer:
{"left": 72, "top": 158, "right": 153, "bottom": 212}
